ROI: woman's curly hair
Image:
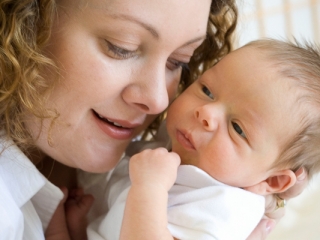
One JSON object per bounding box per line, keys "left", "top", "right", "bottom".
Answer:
{"left": 187, "top": 0, "right": 238, "bottom": 86}
{"left": 0, "top": 0, "right": 237, "bottom": 149}
{"left": 0, "top": 0, "right": 57, "bottom": 151}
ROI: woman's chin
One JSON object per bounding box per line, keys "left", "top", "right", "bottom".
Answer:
{"left": 78, "top": 151, "right": 125, "bottom": 173}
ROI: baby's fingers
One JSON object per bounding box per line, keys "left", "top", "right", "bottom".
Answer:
{"left": 246, "top": 219, "right": 275, "bottom": 240}
{"left": 77, "top": 194, "right": 95, "bottom": 214}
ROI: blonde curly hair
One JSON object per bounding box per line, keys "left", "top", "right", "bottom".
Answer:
{"left": 0, "top": 0, "right": 237, "bottom": 150}
{"left": 0, "top": 0, "right": 57, "bottom": 151}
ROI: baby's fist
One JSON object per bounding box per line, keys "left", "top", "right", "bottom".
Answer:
{"left": 129, "top": 148, "right": 180, "bottom": 191}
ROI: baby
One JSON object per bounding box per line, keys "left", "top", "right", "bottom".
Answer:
{"left": 46, "top": 38, "right": 320, "bottom": 240}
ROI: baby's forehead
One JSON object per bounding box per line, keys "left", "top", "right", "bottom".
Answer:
{"left": 237, "top": 47, "right": 308, "bottom": 139}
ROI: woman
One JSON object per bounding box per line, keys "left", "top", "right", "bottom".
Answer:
{"left": 0, "top": 0, "right": 306, "bottom": 239}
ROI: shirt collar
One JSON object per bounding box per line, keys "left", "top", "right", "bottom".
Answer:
{"left": 0, "top": 136, "right": 63, "bottom": 228}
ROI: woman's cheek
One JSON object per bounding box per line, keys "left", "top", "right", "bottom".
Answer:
{"left": 168, "top": 72, "right": 182, "bottom": 103}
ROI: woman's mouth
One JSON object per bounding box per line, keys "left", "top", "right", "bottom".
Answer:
{"left": 92, "top": 110, "right": 135, "bottom": 140}
{"left": 96, "top": 113, "right": 127, "bottom": 128}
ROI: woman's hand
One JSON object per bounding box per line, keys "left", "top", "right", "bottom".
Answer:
{"left": 246, "top": 167, "right": 308, "bottom": 240}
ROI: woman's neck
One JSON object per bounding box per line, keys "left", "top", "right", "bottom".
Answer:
{"left": 26, "top": 147, "right": 78, "bottom": 189}
{"left": 29, "top": 149, "right": 78, "bottom": 190}
{"left": 37, "top": 157, "right": 78, "bottom": 190}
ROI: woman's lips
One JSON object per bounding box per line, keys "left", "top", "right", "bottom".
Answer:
{"left": 92, "top": 110, "right": 135, "bottom": 140}
{"left": 176, "top": 130, "right": 196, "bottom": 150}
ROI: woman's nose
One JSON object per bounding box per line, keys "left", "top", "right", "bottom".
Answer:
{"left": 122, "top": 62, "right": 170, "bottom": 115}
{"left": 194, "top": 104, "right": 221, "bottom": 131}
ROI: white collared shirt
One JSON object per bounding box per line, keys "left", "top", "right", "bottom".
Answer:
{"left": 0, "top": 137, "right": 63, "bottom": 240}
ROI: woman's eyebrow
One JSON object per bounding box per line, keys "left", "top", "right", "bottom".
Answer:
{"left": 108, "top": 13, "right": 206, "bottom": 47}
{"left": 181, "top": 36, "right": 207, "bottom": 47}
{"left": 109, "top": 13, "right": 159, "bottom": 39}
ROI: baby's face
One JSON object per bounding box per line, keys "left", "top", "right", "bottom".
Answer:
{"left": 166, "top": 46, "right": 301, "bottom": 188}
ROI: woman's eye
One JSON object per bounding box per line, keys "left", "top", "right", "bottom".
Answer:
{"left": 166, "top": 59, "right": 189, "bottom": 71}
{"left": 105, "top": 40, "right": 135, "bottom": 59}
{"left": 202, "top": 86, "right": 214, "bottom": 99}
{"left": 232, "top": 122, "right": 246, "bottom": 138}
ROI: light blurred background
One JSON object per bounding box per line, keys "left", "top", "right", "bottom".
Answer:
{"left": 236, "top": 0, "right": 319, "bottom": 47}
{"left": 235, "top": 1, "right": 320, "bottom": 239}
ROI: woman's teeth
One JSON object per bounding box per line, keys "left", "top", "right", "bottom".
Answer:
{"left": 97, "top": 114, "right": 124, "bottom": 128}
{"left": 108, "top": 119, "right": 122, "bottom": 127}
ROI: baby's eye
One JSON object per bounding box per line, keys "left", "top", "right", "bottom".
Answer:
{"left": 232, "top": 122, "right": 246, "bottom": 138}
{"left": 202, "top": 86, "right": 214, "bottom": 99}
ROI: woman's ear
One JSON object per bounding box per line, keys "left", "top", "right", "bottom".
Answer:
{"left": 244, "top": 170, "right": 297, "bottom": 195}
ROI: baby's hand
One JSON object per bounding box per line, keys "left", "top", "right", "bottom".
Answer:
{"left": 65, "top": 188, "right": 94, "bottom": 240}
{"left": 129, "top": 148, "right": 181, "bottom": 191}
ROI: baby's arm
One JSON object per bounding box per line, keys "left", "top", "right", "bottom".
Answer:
{"left": 45, "top": 187, "right": 94, "bottom": 240}
{"left": 120, "top": 148, "right": 180, "bottom": 240}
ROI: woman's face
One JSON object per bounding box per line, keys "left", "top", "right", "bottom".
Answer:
{"left": 27, "top": 0, "right": 211, "bottom": 172}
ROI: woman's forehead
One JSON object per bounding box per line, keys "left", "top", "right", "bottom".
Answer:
{"left": 81, "top": 0, "right": 211, "bottom": 21}
{"left": 61, "top": 0, "right": 210, "bottom": 44}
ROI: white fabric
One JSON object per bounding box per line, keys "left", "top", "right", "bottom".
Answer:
{"left": 86, "top": 158, "right": 131, "bottom": 240}
{"left": 0, "top": 137, "right": 64, "bottom": 240}
{"left": 168, "top": 165, "right": 265, "bottom": 240}
{"left": 87, "top": 155, "right": 265, "bottom": 240}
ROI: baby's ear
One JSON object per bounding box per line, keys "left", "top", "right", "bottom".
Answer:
{"left": 264, "top": 169, "right": 297, "bottom": 194}
{"left": 244, "top": 170, "right": 297, "bottom": 195}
